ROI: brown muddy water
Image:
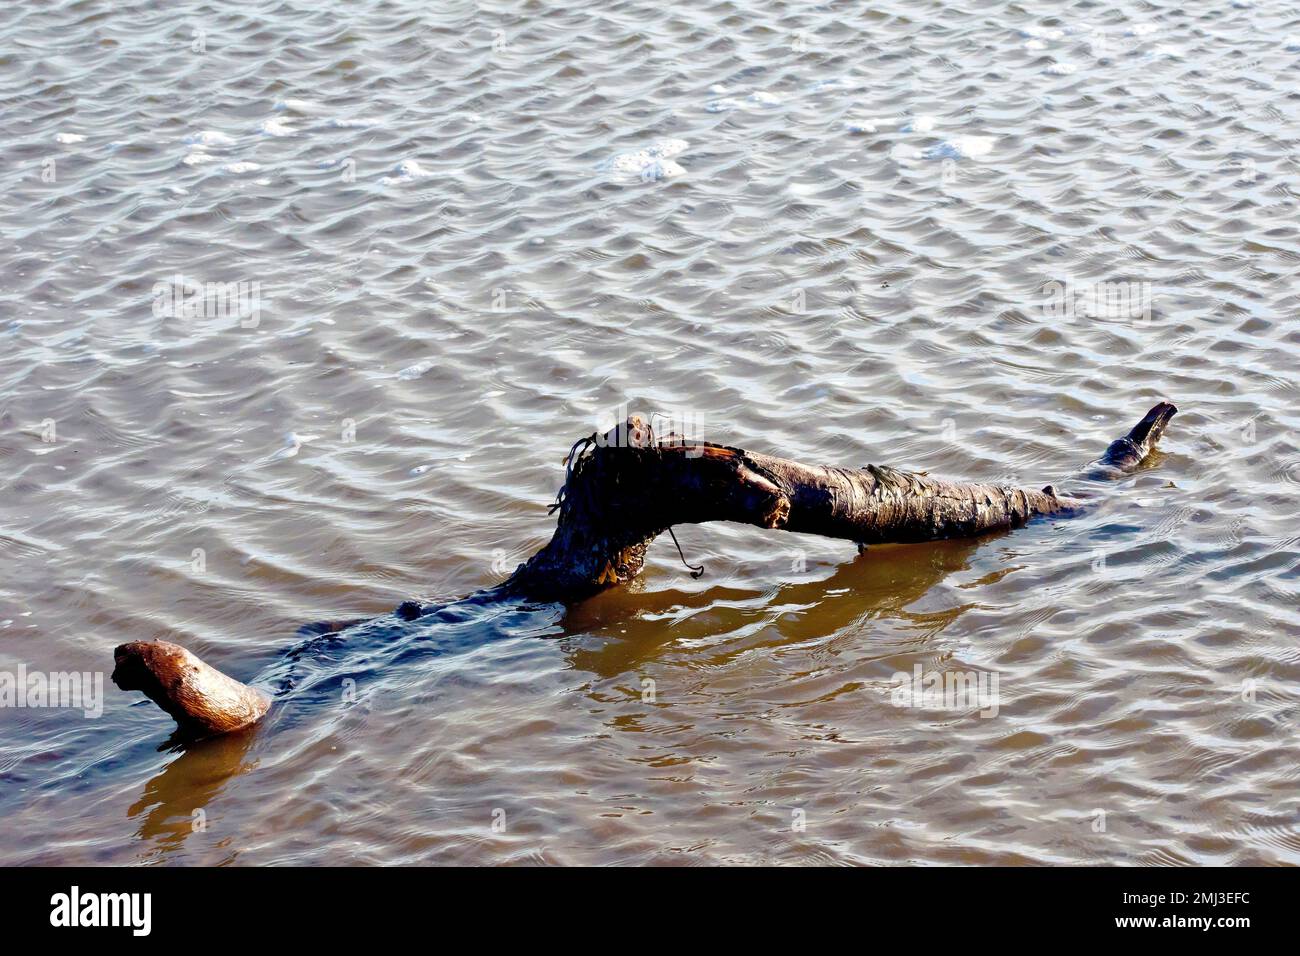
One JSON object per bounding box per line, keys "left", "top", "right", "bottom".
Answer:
{"left": 2, "top": 0, "right": 1299, "bottom": 866}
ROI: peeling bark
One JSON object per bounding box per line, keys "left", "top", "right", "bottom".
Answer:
{"left": 112, "top": 400, "right": 1176, "bottom": 737}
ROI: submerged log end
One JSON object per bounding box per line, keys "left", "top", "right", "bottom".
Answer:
{"left": 1097, "top": 400, "right": 1178, "bottom": 473}
{"left": 112, "top": 640, "right": 270, "bottom": 738}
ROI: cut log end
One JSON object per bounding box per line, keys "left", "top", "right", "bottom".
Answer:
{"left": 112, "top": 640, "right": 270, "bottom": 739}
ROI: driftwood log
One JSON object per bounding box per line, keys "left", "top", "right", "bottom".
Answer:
{"left": 113, "top": 400, "right": 1177, "bottom": 739}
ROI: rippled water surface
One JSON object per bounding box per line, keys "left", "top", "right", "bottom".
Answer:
{"left": 2, "top": 0, "right": 1299, "bottom": 865}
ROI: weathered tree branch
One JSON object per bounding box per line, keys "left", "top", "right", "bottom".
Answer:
{"left": 112, "top": 400, "right": 1176, "bottom": 738}
{"left": 501, "top": 400, "right": 1176, "bottom": 602}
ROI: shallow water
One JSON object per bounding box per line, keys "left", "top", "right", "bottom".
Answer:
{"left": 2, "top": 0, "right": 1299, "bottom": 865}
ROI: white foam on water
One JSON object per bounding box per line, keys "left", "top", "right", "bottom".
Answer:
{"left": 647, "top": 139, "right": 688, "bottom": 158}
{"left": 706, "top": 90, "right": 782, "bottom": 112}
{"left": 901, "top": 115, "right": 936, "bottom": 133}
{"left": 223, "top": 161, "right": 262, "bottom": 174}
{"left": 183, "top": 150, "right": 216, "bottom": 165}
{"left": 274, "top": 98, "right": 320, "bottom": 113}
{"left": 259, "top": 118, "right": 297, "bottom": 136}
{"left": 1286, "top": 36, "right": 1300, "bottom": 51}
{"left": 269, "top": 432, "right": 317, "bottom": 462}
{"left": 924, "top": 134, "right": 995, "bottom": 160}
{"left": 606, "top": 139, "right": 689, "bottom": 182}
{"left": 54, "top": 132, "right": 85, "bottom": 144}
{"left": 1046, "top": 62, "right": 1079, "bottom": 75}
{"left": 186, "top": 130, "right": 238, "bottom": 147}
{"left": 380, "top": 159, "right": 428, "bottom": 184}
{"left": 706, "top": 97, "right": 742, "bottom": 112}
{"left": 613, "top": 156, "right": 684, "bottom": 181}
{"left": 1127, "top": 22, "right": 1160, "bottom": 37}
{"left": 397, "top": 359, "right": 434, "bottom": 380}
